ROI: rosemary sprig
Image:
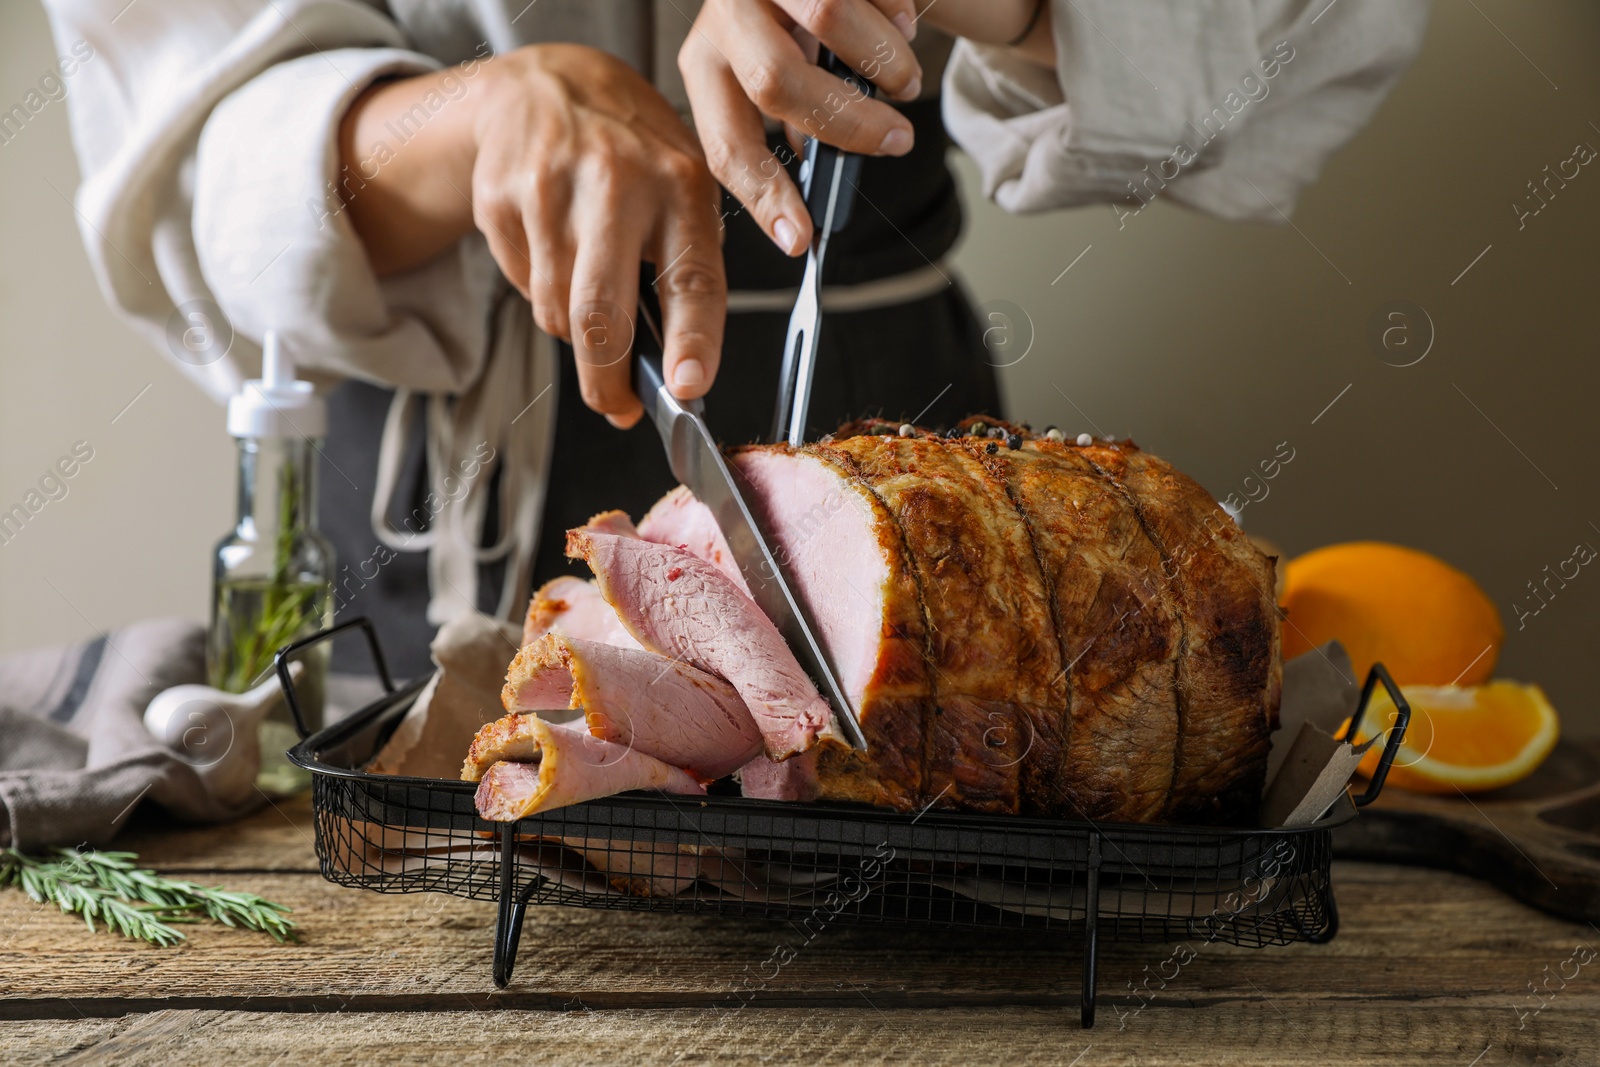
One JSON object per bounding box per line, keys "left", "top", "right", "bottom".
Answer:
{"left": 0, "top": 848, "right": 297, "bottom": 946}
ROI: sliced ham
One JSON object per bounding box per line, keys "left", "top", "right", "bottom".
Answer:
{"left": 462, "top": 711, "right": 545, "bottom": 780}
{"left": 566, "top": 529, "right": 840, "bottom": 761}
{"left": 501, "top": 636, "right": 576, "bottom": 711}
{"left": 502, "top": 633, "right": 763, "bottom": 779}
{"left": 522, "top": 574, "right": 642, "bottom": 651}
{"left": 738, "top": 750, "right": 821, "bottom": 802}
{"left": 553, "top": 837, "right": 703, "bottom": 897}
{"left": 467, "top": 714, "right": 704, "bottom": 820}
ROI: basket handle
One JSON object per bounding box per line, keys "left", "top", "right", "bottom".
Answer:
{"left": 274, "top": 617, "right": 396, "bottom": 741}
{"left": 1337, "top": 662, "right": 1411, "bottom": 807}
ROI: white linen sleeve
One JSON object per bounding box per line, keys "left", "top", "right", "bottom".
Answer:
{"left": 192, "top": 46, "right": 506, "bottom": 395}
{"left": 41, "top": 0, "right": 498, "bottom": 401}
{"left": 940, "top": 0, "right": 1432, "bottom": 221}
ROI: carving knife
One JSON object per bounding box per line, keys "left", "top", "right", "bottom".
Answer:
{"left": 632, "top": 293, "right": 869, "bottom": 751}
{"left": 770, "top": 48, "right": 876, "bottom": 446}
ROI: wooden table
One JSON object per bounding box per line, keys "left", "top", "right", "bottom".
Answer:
{"left": 2, "top": 793, "right": 1595, "bottom": 1066}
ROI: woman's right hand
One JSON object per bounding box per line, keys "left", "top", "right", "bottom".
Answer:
{"left": 339, "top": 45, "right": 728, "bottom": 428}
{"left": 678, "top": 0, "right": 926, "bottom": 260}
{"left": 678, "top": 0, "right": 1050, "bottom": 259}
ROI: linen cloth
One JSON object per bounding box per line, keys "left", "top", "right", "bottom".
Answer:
{"left": 0, "top": 618, "right": 258, "bottom": 849}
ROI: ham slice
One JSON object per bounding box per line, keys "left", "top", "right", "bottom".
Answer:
{"left": 637, "top": 485, "right": 752, "bottom": 596}
{"left": 503, "top": 633, "right": 763, "bottom": 779}
{"left": 738, "top": 750, "right": 821, "bottom": 802}
{"left": 501, "top": 636, "right": 576, "bottom": 711}
{"left": 553, "top": 838, "right": 703, "bottom": 897}
{"left": 466, "top": 714, "right": 704, "bottom": 820}
{"left": 583, "top": 509, "right": 642, "bottom": 539}
{"left": 523, "top": 575, "right": 643, "bottom": 651}
{"left": 462, "top": 712, "right": 546, "bottom": 779}
{"left": 566, "top": 529, "right": 840, "bottom": 761}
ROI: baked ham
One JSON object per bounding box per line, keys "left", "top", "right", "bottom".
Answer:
{"left": 721, "top": 418, "right": 1280, "bottom": 824}
{"left": 477, "top": 417, "right": 1278, "bottom": 827}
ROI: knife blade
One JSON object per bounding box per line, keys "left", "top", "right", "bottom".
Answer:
{"left": 632, "top": 296, "right": 869, "bottom": 751}
{"left": 770, "top": 48, "right": 876, "bottom": 447}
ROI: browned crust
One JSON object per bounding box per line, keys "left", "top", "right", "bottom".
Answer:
{"left": 949, "top": 440, "right": 1074, "bottom": 816}
{"left": 816, "top": 435, "right": 1062, "bottom": 815}
{"left": 461, "top": 712, "right": 541, "bottom": 783}
{"left": 1106, "top": 447, "right": 1278, "bottom": 824}
{"left": 501, "top": 635, "right": 574, "bottom": 713}
{"left": 971, "top": 441, "right": 1181, "bottom": 821}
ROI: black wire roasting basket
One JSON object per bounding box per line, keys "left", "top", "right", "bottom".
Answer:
{"left": 281, "top": 618, "right": 1409, "bottom": 1027}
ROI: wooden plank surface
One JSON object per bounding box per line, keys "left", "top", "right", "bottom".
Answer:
{"left": 2, "top": 793, "right": 1597, "bottom": 1065}
{"left": 4, "top": 862, "right": 1596, "bottom": 1011}
{"left": 3, "top": 1004, "right": 1596, "bottom": 1067}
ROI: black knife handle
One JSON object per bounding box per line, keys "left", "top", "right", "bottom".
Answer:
{"left": 634, "top": 345, "right": 667, "bottom": 407}
{"left": 632, "top": 265, "right": 666, "bottom": 417}
{"left": 801, "top": 48, "right": 876, "bottom": 234}
{"left": 633, "top": 265, "right": 706, "bottom": 432}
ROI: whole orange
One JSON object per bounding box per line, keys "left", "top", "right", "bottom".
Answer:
{"left": 1281, "top": 542, "right": 1503, "bottom": 685}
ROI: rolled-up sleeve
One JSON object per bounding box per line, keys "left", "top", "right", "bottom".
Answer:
{"left": 941, "top": 0, "right": 1432, "bottom": 221}
{"left": 192, "top": 46, "right": 501, "bottom": 394}
{"left": 43, "top": 0, "right": 497, "bottom": 401}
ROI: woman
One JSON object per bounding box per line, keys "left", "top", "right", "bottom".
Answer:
{"left": 45, "top": 0, "right": 1429, "bottom": 676}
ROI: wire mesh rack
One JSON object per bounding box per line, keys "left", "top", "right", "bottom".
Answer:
{"left": 281, "top": 618, "right": 1408, "bottom": 1027}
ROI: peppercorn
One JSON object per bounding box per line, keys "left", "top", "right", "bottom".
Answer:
{"left": 970, "top": 421, "right": 987, "bottom": 436}
{"left": 985, "top": 441, "right": 999, "bottom": 455}
{"left": 1007, "top": 434, "right": 1023, "bottom": 450}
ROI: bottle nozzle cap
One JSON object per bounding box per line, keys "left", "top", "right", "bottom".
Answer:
{"left": 261, "top": 329, "right": 294, "bottom": 389}
{"left": 227, "top": 331, "right": 327, "bottom": 439}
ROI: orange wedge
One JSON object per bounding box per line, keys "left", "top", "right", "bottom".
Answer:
{"left": 1345, "top": 681, "right": 1559, "bottom": 794}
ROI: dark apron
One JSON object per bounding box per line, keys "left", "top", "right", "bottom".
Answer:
{"left": 320, "top": 99, "right": 1002, "bottom": 677}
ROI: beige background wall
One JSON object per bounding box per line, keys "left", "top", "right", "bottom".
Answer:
{"left": 3, "top": 2, "right": 1597, "bottom": 734}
